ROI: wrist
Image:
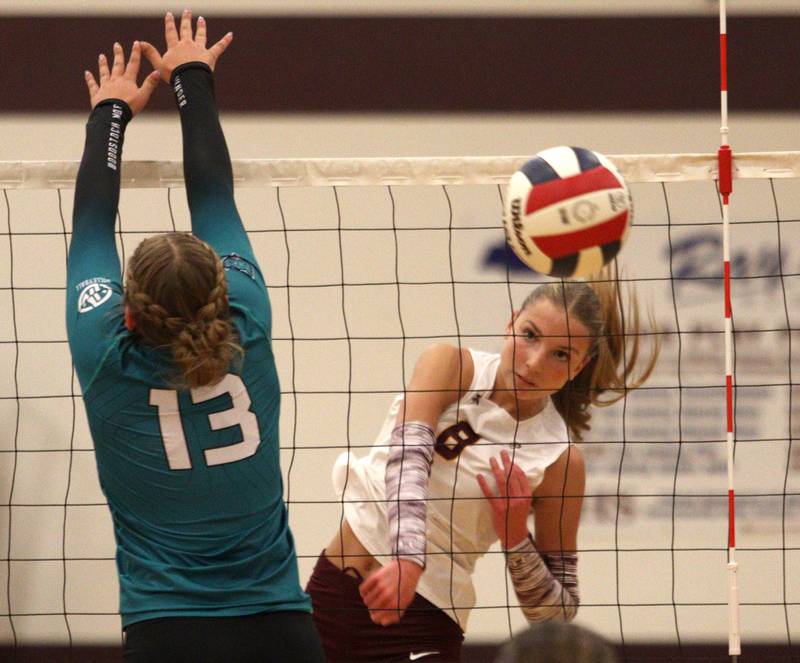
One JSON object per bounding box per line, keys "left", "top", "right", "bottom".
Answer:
{"left": 171, "top": 62, "right": 215, "bottom": 111}
{"left": 171, "top": 61, "right": 213, "bottom": 85}
{"left": 505, "top": 531, "right": 533, "bottom": 553}
{"left": 397, "top": 558, "right": 425, "bottom": 578}
{"left": 91, "top": 98, "right": 133, "bottom": 122}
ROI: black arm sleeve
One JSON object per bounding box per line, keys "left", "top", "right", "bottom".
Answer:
{"left": 171, "top": 62, "right": 257, "bottom": 264}
{"left": 171, "top": 62, "right": 269, "bottom": 329}
{"left": 71, "top": 99, "right": 132, "bottom": 244}
{"left": 66, "top": 100, "right": 131, "bottom": 390}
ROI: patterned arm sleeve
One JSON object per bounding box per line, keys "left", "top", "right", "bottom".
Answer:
{"left": 385, "top": 422, "right": 435, "bottom": 568}
{"left": 66, "top": 100, "right": 129, "bottom": 391}
{"left": 172, "top": 62, "right": 269, "bottom": 327}
{"left": 505, "top": 535, "right": 580, "bottom": 623}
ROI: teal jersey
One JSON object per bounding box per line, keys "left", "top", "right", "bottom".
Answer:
{"left": 66, "top": 75, "right": 310, "bottom": 627}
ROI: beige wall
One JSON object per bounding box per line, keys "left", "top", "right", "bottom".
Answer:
{"left": 1, "top": 111, "right": 798, "bottom": 163}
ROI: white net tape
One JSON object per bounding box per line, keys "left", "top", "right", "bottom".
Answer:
{"left": 1, "top": 152, "right": 799, "bottom": 189}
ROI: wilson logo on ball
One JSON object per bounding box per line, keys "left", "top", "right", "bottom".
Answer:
{"left": 503, "top": 146, "right": 632, "bottom": 278}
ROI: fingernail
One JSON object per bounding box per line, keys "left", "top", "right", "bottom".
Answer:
{"left": 198, "top": 16, "right": 204, "bottom": 21}
{"left": 114, "top": 42, "right": 120, "bottom": 48}
{"left": 133, "top": 40, "right": 139, "bottom": 46}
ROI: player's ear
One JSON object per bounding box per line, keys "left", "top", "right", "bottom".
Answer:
{"left": 124, "top": 305, "right": 136, "bottom": 331}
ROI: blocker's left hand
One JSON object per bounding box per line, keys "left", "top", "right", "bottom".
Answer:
{"left": 85, "top": 41, "right": 160, "bottom": 115}
{"left": 360, "top": 559, "right": 423, "bottom": 626}
{"left": 477, "top": 450, "right": 533, "bottom": 550}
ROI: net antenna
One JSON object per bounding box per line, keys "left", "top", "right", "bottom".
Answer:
{"left": 718, "top": 0, "right": 741, "bottom": 659}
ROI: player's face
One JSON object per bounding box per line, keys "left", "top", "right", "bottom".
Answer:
{"left": 493, "top": 298, "right": 592, "bottom": 418}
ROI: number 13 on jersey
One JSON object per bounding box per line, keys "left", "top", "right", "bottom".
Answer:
{"left": 149, "top": 374, "right": 260, "bottom": 470}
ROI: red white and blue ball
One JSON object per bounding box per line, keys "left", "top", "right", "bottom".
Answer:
{"left": 503, "top": 146, "right": 632, "bottom": 278}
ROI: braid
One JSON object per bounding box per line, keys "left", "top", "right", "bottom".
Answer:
{"left": 124, "top": 233, "right": 243, "bottom": 389}
{"left": 171, "top": 252, "right": 241, "bottom": 388}
{"left": 124, "top": 275, "right": 172, "bottom": 341}
{"left": 196, "top": 259, "right": 229, "bottom": 323}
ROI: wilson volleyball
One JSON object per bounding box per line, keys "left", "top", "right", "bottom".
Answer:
{"left": 503, "top": 146, "right": 632, "bottom": 278}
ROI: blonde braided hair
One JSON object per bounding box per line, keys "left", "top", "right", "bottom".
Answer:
{"left": 124, "top": 233, "right": 243, "bottom": 389}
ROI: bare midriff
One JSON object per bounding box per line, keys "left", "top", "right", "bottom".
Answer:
{"left": 323, "top": 519, "right": 381, "bottom": 579}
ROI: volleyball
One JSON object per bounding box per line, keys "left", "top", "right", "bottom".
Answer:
{"left": 503, "top": 146, "right": 632, "bottom": 278}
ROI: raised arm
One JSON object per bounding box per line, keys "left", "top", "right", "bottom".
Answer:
{"left": 67, "top": 42, "right": 159, "bottom": 390}
{"left": 141, "top": 12, "right": 248, "bottom": 259}
{"left": 360, "top": 344, "right": 473, "bottom": 626}
{"left": 142, "top": 12, "right": 269, "bottom": 327}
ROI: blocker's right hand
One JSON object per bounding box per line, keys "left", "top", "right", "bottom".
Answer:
{"left": 140, "top": 9, "right": 233, "bottom": 84}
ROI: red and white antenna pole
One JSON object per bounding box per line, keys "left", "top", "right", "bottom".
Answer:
{"left": 719, "top": 0, "right": 740, "bottom": 658}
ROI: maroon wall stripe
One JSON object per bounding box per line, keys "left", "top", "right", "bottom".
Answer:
{"left": 1, "top": 15, "right": 797, "bottom": 112}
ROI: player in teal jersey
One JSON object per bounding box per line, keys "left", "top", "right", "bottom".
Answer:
{"left": 67, "top": 11, "right": 324, "bottom": 662}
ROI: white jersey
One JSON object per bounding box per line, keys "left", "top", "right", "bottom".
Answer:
{"left": 333, "top": 348, "right": 570, "bottom": 629}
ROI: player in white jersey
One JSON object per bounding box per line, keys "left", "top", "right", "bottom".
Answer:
{"left": 306, "top": 272, "right": 658, "bottom": 662}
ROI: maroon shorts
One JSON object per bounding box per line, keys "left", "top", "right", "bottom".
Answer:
{"left": 306, "top": 551, "right": 464, "bottom": 663}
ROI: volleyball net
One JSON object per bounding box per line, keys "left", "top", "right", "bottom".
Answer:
{"left": 1, "top": 152, "right": 799, "bottom": 648}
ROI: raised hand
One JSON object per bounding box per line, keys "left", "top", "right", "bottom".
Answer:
{"left": 359, "top": 559, "right": 423, "bottom": 627}
{"left": 140, "top": 9, "right": 233, "bottom": 83}
{"left": 477, "top": 450, "right": 533, "bottom": 550}
{"left": 84, "top": 41, "right": 160, "bottom": 116}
